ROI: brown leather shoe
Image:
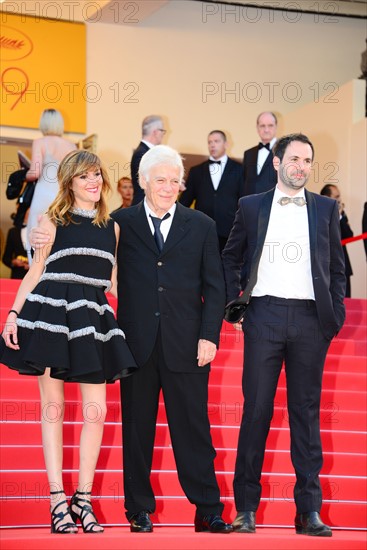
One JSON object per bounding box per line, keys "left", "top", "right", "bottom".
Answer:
{"left": 295, "top": 512, "right": 332, "bottom": 537}
{"left": 232, "top": 511, "right": 256, "bottom": 533}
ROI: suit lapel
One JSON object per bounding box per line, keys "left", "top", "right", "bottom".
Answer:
{"left": 128, "top": 202, "right": 158, "bottom": 254}
{"left": 162, "top": 203, "right": 190, "bottom": 255}
{"left": 259, "top": 150, "right": 273, "bottom": 175}
{"left": 128, "top": 203, "right": 191, "bottom": 256}
{"left": 305, "top": 189, "right": 317, "bottom": 264}
{"left": 205, "top": 161, "right": 214, "bottom": 188}
{"left": 244, "top": 189, "right": 274, "bottom": 298}
{"left": 257, "top": 189, "right": 273, "bottom": 243}
{"left": 217, "top": 158, "right": 232, "bottom": 189}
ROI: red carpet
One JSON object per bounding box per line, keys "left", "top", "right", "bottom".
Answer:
{"left": 0, "top": 278, "right": 366, "bottom": 548}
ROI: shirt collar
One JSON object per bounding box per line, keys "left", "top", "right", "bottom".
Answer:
{"left": 209, "top": 154, "right": 228, "bottom": 164}
{"left": 143, "top": 199, "right": 177, "bottom": 220}
{"left": 141, "top": 140, "right": 154, "bottom": 148}
{"left": 261, "top": 137, "right": 277, "bottom": 149}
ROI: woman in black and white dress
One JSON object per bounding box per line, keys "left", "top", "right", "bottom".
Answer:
{"left": 1, "top": 150, "right": 137, "bottom": 534}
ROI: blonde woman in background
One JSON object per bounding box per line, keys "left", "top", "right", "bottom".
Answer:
{"left": 26, "top": 109, "right": 76, "bottom": 263}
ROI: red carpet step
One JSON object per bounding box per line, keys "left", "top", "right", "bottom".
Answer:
{"left": 1, "top": 527, "right": 366, "bottom": 550}
{"left": 0, "top": 278, "right": 366, "bottom": 540}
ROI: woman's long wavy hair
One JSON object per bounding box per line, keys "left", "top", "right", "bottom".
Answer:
{"left": 48, "top": 150, "right": 112, "bottom": 226}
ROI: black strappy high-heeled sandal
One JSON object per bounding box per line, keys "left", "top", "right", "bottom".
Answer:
{"left": 50, "top": 490, "right": 78, "bottom": 534}
{"left": 70, "top": 490, "right": 104, "bottom": 533}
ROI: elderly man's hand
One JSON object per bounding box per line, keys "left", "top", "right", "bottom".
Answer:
{"left": 29, "top": 226, "right": 51, "bottom": 248}
{"left": 197, "top": 339, "right": 217, "bottom": 367}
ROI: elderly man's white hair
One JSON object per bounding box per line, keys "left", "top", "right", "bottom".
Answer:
{"left": 139, "top": 145, "right": 184, "bottom": 187}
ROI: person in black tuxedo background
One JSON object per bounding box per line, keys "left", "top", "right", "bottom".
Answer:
{"left": 243, "top": 111, "right": 278, "bottom": 196}
{"left": 113, "top": 145, "right": 232, "bottom": 534}
{"left": 179, "top": 130, "right": 245, "bottom": 252}
{"left": 363, "top": 202, "right": 367, "bottom": 259}
{"left": 2, "top": 209, "right": 29, "bottom": 279}
{"left": 222, "top": 134, "right": 346, "bottom": 537}
{"left": 320, "top": 184, "right": 354, "bottom": 297}
{"left": 130, "top": 115, "right": 166, "bottom": 205}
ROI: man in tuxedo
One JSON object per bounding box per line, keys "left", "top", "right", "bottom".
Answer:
{"left": 179, "top": 130, "right": 244, "bottom": 252}
{"left": 320, "top": 184, "right": 354, "bottom": 297}
{"left": 130, "top": 115, "right": 166, "bottom": 205}
{"left": 114, "top": 145, "right": 232, "bottom": 534}
{"left": 243, "top": 111, "right": 278, "bottom": 196}
{"left": 222, "top": 134, "right": 346, "bottom": 537}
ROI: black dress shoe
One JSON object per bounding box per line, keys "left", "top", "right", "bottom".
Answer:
{"left": 194, "top": 513, "right": 233, "bottom": 533}
{"left": 295, "top": 512, "right": 332, "bottom": 537}
{"left": 129, "top": 511, "right": 153, "bottom": 533}
{"left": 232, "top": 511, "right": 256, "bottom": 533}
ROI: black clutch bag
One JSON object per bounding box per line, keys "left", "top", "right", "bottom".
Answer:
{"left": 224, "top": 298, "right": 249, "bottom": 324}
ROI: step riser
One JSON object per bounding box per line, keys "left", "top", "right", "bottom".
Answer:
{"left": 1, "top": 470, "right": 365, "bottom": 502}
{"left": 1, "top": 423, "right": 366, "bottom": 453}
{"left": 2, "top": 446, "right": 366, "bottom": 475}
{"left": 2, "top": 366, "right": 365, "bottom": 391}
{"left": 0, "top": 498, "right": 365, "bottom": 529}
{"left": 1, "top": 399, "right": 365, "bottom": 431}
{"left": 220, "top": 338, "right": 367, "bottom": 357}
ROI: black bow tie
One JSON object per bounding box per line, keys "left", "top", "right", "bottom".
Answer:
{"left": 258, "top": 143, "right": 270, "bottom": 150}
{"left": 209, "top": 160, "right": 221, "bottom": 165}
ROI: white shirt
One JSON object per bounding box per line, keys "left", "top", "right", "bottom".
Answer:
{"left": 257, "top": 137, "right": 277, "bottom": 175}
{"left": 252, "top": 186, "right": 315, "bottom": 300}
{"left": 144, "top": 200, "right": 176, "bottom": 242}
{"left": 209, "top": 155, "right": 228, "bottom": 190}
{"left": 141, "top": 140, "right": 154, "bottom": 149}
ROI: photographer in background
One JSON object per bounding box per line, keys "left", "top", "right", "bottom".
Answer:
{"left": 320, "top": 184, "right": 353, "bottom": 297}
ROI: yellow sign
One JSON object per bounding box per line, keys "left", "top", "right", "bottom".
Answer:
{"left": 0, "top": 13, "right": 86, "bottom": 133}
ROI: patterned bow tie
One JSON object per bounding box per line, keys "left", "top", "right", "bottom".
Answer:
{"left": 278, "top": 196, "right": 307, "bottom": 207}
{"left": 258, "top": 143, "right": 270, "bottom": 150}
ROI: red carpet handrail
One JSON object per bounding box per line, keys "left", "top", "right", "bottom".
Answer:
{"left": 341, "top": 232, "right": 367, "bottom": 246}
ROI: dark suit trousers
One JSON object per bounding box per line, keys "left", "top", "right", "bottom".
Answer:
{"left": 120, "top": 331, "right": 223, "bottom": 519}
{"left": 234, "top": 296, "right": 331, "bottom": 514}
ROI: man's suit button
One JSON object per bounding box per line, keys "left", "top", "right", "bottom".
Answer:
{"left": 155, "top": 312, "right": 160, "bottom": 317}
{"left": 157, "top": 261, "right": 163, "bottom": 266}
{"left": 158, "top": 286, "right": 164, "bottom": 292}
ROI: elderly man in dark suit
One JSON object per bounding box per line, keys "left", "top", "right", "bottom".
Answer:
{"left": 130, "top": 115, "right": 166, "bottom": 205}
{"left": 113, "top": 145, "right": 232, "bottom": 534}
{"left": 243, "top": 111, "right": 278, "bottom": 196}
{"left": 222, "top": 134, "right": 346, "bottom": 537}
{"left": 179, "top": 130, "right": 244, "bottom": 252}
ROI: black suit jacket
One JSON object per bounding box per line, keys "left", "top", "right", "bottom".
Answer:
{"left": 179, "top": 158, "right": 244, "bottom": 238}
{"left": 2, "top": 226, "right": 28, "bottom": 279}
{"left": 243, "top": 144, "right": 277, "bottom": 196}
{"left": 130, "top": 141, "right": 149, "bottom": 205}
{"left": 222, "top": 188, "right": 346, "bottom": 340}
{"left": 112, "top": 202, "right": 225, "bottom": 371}
{"left": 340, "top": 212, "right": 353, "bottom": 277}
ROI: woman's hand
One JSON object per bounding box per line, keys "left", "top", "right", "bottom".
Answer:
{"left": 3, "top": 312, "right": 20, "bottom": 350}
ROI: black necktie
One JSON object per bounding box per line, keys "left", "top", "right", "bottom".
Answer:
{"left": 209, "top": 160, "right": 221, "bottom": 165}
{"left": 150, "top": 213, "right": 170, "bottom": 252}
{"left": 258, "top": 143, "right": 270, "bottom": 150}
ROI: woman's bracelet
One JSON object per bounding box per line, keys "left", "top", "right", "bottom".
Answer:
{"left": 8, "top": 309, "right": 19, "bottom": 316}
